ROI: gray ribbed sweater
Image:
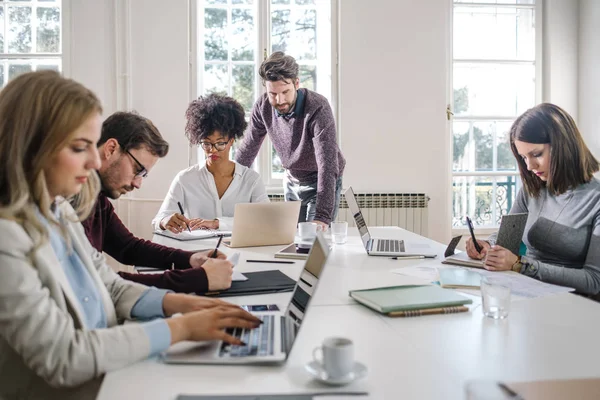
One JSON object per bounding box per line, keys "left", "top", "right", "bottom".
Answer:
{"left": 489, "top": 178, "right": 600, "bottom": 295}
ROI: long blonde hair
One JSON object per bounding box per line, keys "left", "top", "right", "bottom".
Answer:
{"left": 0, "top": 71, "right": 102, "bottom": 243}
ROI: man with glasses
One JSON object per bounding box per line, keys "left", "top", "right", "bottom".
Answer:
{"left": 236, "top": 52, "right": 346, "bottom": 230}
{"left": 79, "top": 111, "right": 234, "bottom": 293}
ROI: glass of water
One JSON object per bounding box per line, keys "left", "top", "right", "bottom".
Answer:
{"left": 331, "top": 221, "right": 348, "bottom": 244}
{"left": 481, "top": 276, "right": 511, "bottom": 319}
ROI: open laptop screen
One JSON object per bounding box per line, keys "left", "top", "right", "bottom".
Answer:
{"left": 344, "top": 187, "right": 371, "bottom": 249}
{"left": 281, "top": 233, "right": 329, "bottom": 356}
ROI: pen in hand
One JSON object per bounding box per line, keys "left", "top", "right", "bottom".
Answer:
{"left": 212, "top": 234, "right": 224, "bottom": 258}
{"left": 177, "top": 201, "right": 192, "bottom": 233}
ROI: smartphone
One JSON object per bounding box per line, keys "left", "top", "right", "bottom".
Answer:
{"left": 466, "top": 216, "right": 483, "bottom": 253}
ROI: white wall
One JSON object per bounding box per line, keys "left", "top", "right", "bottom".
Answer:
{"left": 542, "top": 0, "right": 579, "bottom": 118}
{"left": 338, "top": 0, "right": 451, "bottom": 243}
{"left": 579, "top": 0, "right": 600, "bottom": 159}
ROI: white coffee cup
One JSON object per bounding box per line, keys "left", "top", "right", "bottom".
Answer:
{"left": 298, "top": 222, "right": 318, "bottom": 240}
{"left": 312, "top": 337, "right": 354, "bottom": 379}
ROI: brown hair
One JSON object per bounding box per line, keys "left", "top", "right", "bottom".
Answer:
{"left": 99, "top": 111, "right": 169, "bottom": 157}
{"left": 259, "top": 51, "right": 299, "bottom": 84}
{"left": 510, "top": 103, "right": 599, "bottom": 197}
{"left": 0, "top": 71, "right": 102, "bottom": 243}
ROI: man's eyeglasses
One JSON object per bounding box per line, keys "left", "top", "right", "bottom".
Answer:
{"left": 199, "top": 141, "right": 229, "bottom": 152}
{"left": 124, "top": 149, "right": 148, "bottom": 178}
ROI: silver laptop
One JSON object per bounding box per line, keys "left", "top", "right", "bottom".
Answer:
{"left": 226, "top": 202, "right": 301, "bottom": 248}
{"left": 344, "top": 187, "right": 437, "bottom": 258}
{"left": 163, "top": 233, "right": 330, "bottom": 365}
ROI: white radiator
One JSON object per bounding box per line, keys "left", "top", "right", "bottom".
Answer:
{"left": 268, "top": 192, "right": 430, "bottom": 236}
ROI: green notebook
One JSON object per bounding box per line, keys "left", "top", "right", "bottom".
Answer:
{"left": 349, "top": 285, "right": 472, "bottom": 314}
{"left": 438, "top": 268, "right": 482, "bottom": 289}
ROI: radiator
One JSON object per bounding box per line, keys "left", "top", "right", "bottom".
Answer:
{"left": 268, "top": 192, "right": 429, "bottom": 236}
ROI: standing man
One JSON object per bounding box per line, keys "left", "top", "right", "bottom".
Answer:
{"left": 235, "top": 51, "right": 345, "bottom": 229}
{"left": 80, "top": 111, "right": 233, "bottom": 293}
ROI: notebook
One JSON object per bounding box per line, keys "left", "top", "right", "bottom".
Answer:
{"left": 437, "top": 268, "right": 481, "bottom": 289}
{"left": 349, "top": 285, "right": 472, "bottom": 314}
{"left": 154, "top": 228, "right": 232, "bottom": 241}
{"left": 274, "top": 243, "right": 311, "bottom": 260}
{"left": 203, "top": 270, "right": 296, "bottom": 297}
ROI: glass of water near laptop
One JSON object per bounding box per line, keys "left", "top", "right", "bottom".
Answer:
{"left": 331, "top": 221, "right": 348, "bottom": 244}
{"left": 481, "top": 276, "right": 511, "bottom": 319}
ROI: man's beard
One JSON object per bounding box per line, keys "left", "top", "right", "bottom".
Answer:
{"left": 99, "top": 161, "right": 133, "bottom": 199}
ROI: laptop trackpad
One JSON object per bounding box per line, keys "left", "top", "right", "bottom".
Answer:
{"left": 164, "top": 340, "right": 219, "bottom": 362}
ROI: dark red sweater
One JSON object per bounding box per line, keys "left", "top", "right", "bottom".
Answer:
{"left": 82, "top": 192, "right": 209, "bottom": 293}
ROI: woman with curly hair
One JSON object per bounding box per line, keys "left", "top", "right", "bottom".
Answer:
{"left": 153, "top": 93, "right": 268, "bottom": 233}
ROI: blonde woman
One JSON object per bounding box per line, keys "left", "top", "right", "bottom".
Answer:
{"left": 0, "top": 71, "right": 260, "bottom": 399}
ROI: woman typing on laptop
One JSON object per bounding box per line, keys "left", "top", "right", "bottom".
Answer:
{"left": 0, "top": 72, "right": 260, "bottom": 399}
{"left": 465, "top": 103, "right": 600, "bottom": 297}
{"left": 153, "top": 94, "right": 269, "bottom": 234}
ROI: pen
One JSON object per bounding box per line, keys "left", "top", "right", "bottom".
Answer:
{"left": 389, "top": 256, "right": 425, "bottom": 260}
{"left": 177, "top": 201, "right": 192, "bottom": 233}
{"left": 212, "top": 234, "right": 223, "bottom": 258}
{"left": 246, "top": 259, "right": 295, "bottom": 264}
{"left": 466, "top": 216, "right": 482, "bottom": 253}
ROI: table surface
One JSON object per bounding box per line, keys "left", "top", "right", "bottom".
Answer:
{"left": 97, "top": 227, "right": 600, "bottom": 400}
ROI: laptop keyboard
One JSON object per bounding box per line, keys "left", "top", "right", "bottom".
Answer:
{"left": 376, "top": 239, "right": 404, "bottom": 253}
{"left": 219, "top": 315, "right": 275, "bottom": 358}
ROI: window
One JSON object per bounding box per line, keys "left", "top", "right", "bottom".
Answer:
{"left": 0, "top": 0, "right": 62, "bottom": 87}
{"left": 451, "top": 0, "right": 539, "bottom": 229}
{"left": 195, "top": 0, "right": 334, "bottom": 187}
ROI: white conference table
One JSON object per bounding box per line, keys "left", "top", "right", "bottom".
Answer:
{"left": 97, "top": 227, "right": 600, "bottom": 400}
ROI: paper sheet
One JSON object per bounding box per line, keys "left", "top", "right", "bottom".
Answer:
{"left": 228, "top": 253, "right": 248, "bottom": 281}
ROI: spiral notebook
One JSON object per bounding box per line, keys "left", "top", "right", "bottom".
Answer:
{"left": 154, "top": 229, "right": 232, "bottom": 241}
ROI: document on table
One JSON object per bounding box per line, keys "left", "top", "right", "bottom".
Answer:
{"left": 391, "top": 265, "right": 574, "bottom": 298}
{"left": 228, "top": 253, "right": 248, "bottom": 282}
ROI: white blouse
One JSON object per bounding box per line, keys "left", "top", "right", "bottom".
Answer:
{"left": 152, "top": 162, "right": 269, "bottom": 231}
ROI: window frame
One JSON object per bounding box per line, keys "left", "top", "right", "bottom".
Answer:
{"left": 190, "top": 0, "right": 339, "bottom": 193}
{"left": 449, "top": 0, "right": 543, "bottom": 233}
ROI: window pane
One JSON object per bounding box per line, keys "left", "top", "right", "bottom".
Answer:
{"left": 296, "top": 0, "right": 316, "bottom": 4}
{"left": 454, "top": 7, "right": 534, "bottom": 60}
{"left": 0, "top": 65, "right": 4, "bottom": 87}
{"left": 453, "top": 63, "right": 535, "bottom": 116}
{"left": 0, "top": 7, "right": 4, "bottom": 52}
{"left": 452, "top": 175, "right": 519, "bottom": 227}
{"left": 206, "top": 0, "right": 227, "bottom": 4}
{"left": 299, "top": 64, "right": 315, "bottom": 90}
{"left": 8, "top": 6, "right": 32, "bottom": 53}
{"left": 37, "top": 61, "right": 61, "bottom": 71}
{"left": 474, "top": 122, "right": 493, "bottom": 171}
{"left": 272, "top": 0, "right": 291, "bottom": 4}
{"left": 496, "top": 122, "right": 517, "bottom": 171}
{"left": 452, "top": 121, "right": 471, "bottom": 172}
{"left": 203, "top": 63, "right": 228, "bottom": 94}
{"left": 231, "top": 8, "right": 254, "bottom": 61}
{"left": 272, "top": 145, "right": 284, "bottom": 175}
{"left": 293, "top": 9, "right": 316, "bottom": 60}
{"left": 36, "top": 7, "right": 60, "bottom": 53}
{"left": 204, "top": 8, "right": 228, "bottom": 61}
{"left": 232, "top": 64, "right": 255, "bottom": 111}
{"left": 271, "top": 9, "right": 290, "bottom": 53}
{"left": 232, "top": 0, "right": 254, "bottom": 4}
{"left": 8, "top": 62, "right": 32, "bottom": 80}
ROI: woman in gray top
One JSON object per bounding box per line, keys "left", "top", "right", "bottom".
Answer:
{"left": 466, "top": 103, "right": 600, "bottom": 296}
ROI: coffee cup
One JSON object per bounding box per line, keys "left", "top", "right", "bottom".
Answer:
{"left": 298, "top": 222, "right": 318, "bottom": 240}
{"left": 312, "top": 337, "right": 354, "bottom": 379}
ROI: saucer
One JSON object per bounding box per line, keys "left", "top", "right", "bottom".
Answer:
{"left": 305, "top": 361, "right": 367, "bottom": 386}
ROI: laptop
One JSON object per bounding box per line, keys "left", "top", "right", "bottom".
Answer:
{"left": 163, "top": 232, "right": 330, "bottom": 365}
{"left": 344, "top": 187, "right": 437, "bottom": 258}
{"left": 224, "top": 202, "right": 302, "bottom": 248}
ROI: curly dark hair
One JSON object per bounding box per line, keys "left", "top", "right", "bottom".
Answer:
{"left": 185, "top": 93, "right": 247, "bottom": 145}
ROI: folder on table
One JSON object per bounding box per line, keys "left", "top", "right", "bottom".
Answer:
{"left": 203, "top": 270, "right": 296, "bottom": 297}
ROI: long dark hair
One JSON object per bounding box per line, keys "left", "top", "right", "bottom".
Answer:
{"left": 510, "top": 103, "right": 599, "bottom": 197}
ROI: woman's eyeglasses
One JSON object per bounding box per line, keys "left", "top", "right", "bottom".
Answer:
{"left": 199, "top": 141, "right": 229, "bottom": 152}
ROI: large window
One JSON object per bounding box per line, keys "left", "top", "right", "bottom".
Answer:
{"left": 196, "top": 0, "right": 334, "bottom": 187}
{"left": 451, "top": 0, "right": 539, "bottom": 228}
{"left": 0, "top": 0, "right": 62, "bottom": 87}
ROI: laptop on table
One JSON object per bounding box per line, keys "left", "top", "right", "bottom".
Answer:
{"left": 344, "top": 187, "right": 437, "bottom": 258}
{"left": 163, "top": 232, "right": 330, "bottom": 365}
{"left": 225, "top": 202, "right": 302, "bottom": 248}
